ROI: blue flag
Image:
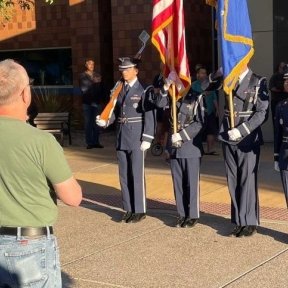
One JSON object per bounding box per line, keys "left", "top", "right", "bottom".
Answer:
{"left": 217, "top": 0, "right": 254, "bottom": 94}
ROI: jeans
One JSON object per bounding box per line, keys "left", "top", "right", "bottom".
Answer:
{"left": 0, "top": 234, "right": 62, "bottom": 288}
{"left": 83, "top": 104, "right": 100, "bottom": 146}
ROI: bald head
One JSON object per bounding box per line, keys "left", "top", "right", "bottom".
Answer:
{"left": 0, "top": 59, "right": 29, "bottom": 106}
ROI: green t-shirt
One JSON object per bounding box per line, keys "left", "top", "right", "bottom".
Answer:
{"left": 0, "top": 116, "right": 72, "bottom": 227}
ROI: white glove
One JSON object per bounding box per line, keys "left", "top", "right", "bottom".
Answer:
{"left": 228, "top": 128, "right": 241, "bottom": 141}
{"left": 96, "top": 115, "right": 107, "bottom": 128}
{"left": 171, "top": 133, "right": 182, "bottom": 144}
{"left": 140, "top": 141, "right": 151, "bottom": 151}
{"left": 164, "top": 71, "right": 177, "bottom": 90}
{"left": 274, "top": 161, "right": 280, "bottom": 172}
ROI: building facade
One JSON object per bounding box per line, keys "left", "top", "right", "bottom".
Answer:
{"left": 0, "top": 0, "right": 212, "bottom": 88}
{"left": 0, "top": 0, "right": 212, "bottom": 127}
{"left": 1, "top": 0, "right": 287, "bottom": 140}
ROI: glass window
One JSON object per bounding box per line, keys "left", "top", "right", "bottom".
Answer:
{"left": 0, "top": 48, "right": 72, "bottom": 86}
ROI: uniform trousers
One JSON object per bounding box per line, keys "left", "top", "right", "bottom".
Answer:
{"left": 117, "top": 149, "right": 146, "bottom": 213}
{"left": 280, "top": 170, "right": 288, "bottom": 206}
{"left": 222, "top": 143, "right": 260, "bottom": 226}
{"left": 170, "top": 157, "right": 200, "bottom": 219}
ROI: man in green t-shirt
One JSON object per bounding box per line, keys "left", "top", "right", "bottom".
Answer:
{"left": 0, "top": 59, "right": 82, "bottom": 287}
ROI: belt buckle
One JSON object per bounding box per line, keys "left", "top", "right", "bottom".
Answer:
{"left": 121, "top": 117, "right": 127, "bottom": 123}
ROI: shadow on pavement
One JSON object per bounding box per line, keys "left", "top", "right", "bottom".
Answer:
{"left": 200, "top": 211, "right": 288, "bottom": 244}
{"left": 78, "top": 179, "right": 288, "bottom": 244}
{"left": 79, "top": 179, "right": 176, "bottom": 223}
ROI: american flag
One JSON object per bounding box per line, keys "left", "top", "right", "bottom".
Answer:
{"left": 152, "top": 0, "right": 191, "bottom": 100}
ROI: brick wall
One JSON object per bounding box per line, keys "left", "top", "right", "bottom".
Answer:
{"left": 0, "top": 0, "right": 212, "bottom": 86}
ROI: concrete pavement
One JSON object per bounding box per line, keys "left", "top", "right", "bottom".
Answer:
{"left": 57, "top": 131, "right": 288, "bottom": 287}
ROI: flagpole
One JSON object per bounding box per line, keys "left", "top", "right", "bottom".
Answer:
{"left": 167, "top": 19, "right": 177, "bottom": 135}
{"left": 172, "top": 84, "right": 177, "bottom": 134}
{"left": 228, "top": 91, "right": 235, "bottom": 128}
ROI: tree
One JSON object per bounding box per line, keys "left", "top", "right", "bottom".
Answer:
{"left": 0, "top": 0, "right": 54, "bottom": 24}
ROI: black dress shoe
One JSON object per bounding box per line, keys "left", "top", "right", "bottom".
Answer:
{"left": 121, "top": 211, "right": 133, "bottom": 223}
{"left": 175, "top": 216, "right": 186, "bottom": 228}
{"left": 129, "top": 213, "right": 146, "bottom": 223}
{"left": 94, "top": 143, "right": 104, "bottom": 148}
{"left": 238, "top": 225, "right": 257, "bottom": 237}
{"left": 86, "top": 144, "right": 104, "bottom": 149}
{"left": 229, "top": 225, "right": 245, "bottom": 237}
{"left": 181, "top": 218, "right": 198, "bottom": 228}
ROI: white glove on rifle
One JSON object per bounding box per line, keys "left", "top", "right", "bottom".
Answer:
{"left": 96, "top": 115, "right": 107, "bottom": 128}
{"left": 274, "top": 161, "right": 280, "bottom": 172}
{"left": 140, "top": 141, "right": 151, "bottom": 151}
{"left": 171, "top": 133, "right": 182, "bottom": 144}
{"left": 228, "top": 128, "right": 241, "bottom": 141}
{"left": 164, "top": 71, "right": 177, "bottom": 90}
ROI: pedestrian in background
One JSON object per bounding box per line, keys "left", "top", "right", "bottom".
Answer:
{"left": 192, "top": 66, "right": 219, "bottom": 155}
{"left": 269, "top": 61, "right": 288, "bottom": 129}
{"left": 79, "top": 58, "right": 105, "bottom": 149}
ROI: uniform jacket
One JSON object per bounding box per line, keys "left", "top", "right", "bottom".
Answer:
{"left": 109, "top": 79, "right": 156, "bottom": 150}
{"left": 218, "top": 69, "right": 269, "bottom": 147}
{"left": 274, "top": 100, "right": 288, "bottom": 170}
{"left": 155, "top": 88, "right": 206, "bottom": 158}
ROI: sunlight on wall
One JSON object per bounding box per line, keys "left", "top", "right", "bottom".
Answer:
{"left": 0, "top": 7, "right": 36, "bottom": 41}
{"left": 69, "top": 0, "right": 85, "bottom": 6}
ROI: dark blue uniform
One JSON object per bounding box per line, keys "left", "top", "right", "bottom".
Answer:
{"left": 154, "top": 88, "right": 206, "bottom": 221}
{"left": 109, "top": 79, "right": 156, "bottom": 214}
{"left": 274, "top": 100, "right": 288, "bottom": 205}
{"left": 218, "top": 70, "right": 269, "bottom": 227}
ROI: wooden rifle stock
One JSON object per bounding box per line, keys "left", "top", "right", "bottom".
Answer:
{"left": 99, "top": 79, "right": 123, "bottom": 122}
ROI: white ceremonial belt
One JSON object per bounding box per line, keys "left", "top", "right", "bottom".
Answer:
{"left": 118, "top": 117, "right": 143, "bottom": 124}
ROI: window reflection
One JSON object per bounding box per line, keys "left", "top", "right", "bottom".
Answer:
{"left": 0, "top": 48, "right": 72, "bottom": 86}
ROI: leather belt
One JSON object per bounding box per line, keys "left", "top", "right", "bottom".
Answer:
{"left": 0, "top": 226, "right": 53, "bottom": 237}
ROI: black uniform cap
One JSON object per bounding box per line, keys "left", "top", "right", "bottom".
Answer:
{"left": 118, "top": 57, "right": 141, "bottom": 71}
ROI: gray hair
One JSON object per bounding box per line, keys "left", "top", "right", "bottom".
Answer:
{"left": 0, "top": 59, "right": 28, "bottom": 105}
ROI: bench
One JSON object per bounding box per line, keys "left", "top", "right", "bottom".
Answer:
{"left": 33, "top": 112, "right": 72, "bottom": 146}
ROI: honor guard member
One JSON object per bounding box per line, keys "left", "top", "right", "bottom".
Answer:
{"left": 96, "top": 57, "right": 156, "bottom": 223}
{"left": 152, "top": 72, "right": 206, "bottom": 227}
{"left": 210, "top": 66, "right": 269, "bottom": 237}
{"left": 274, "top": 73, "right": 288, "bottom": 205}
